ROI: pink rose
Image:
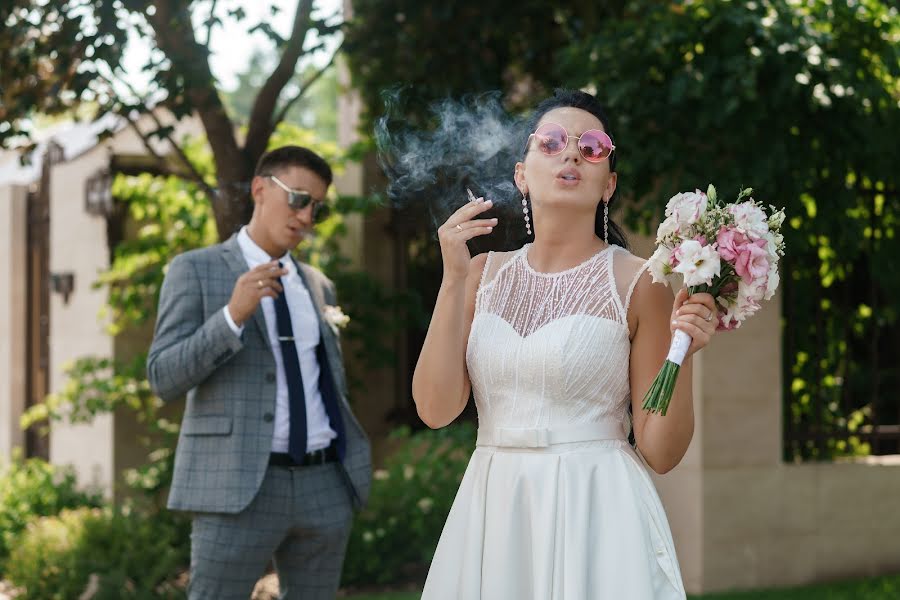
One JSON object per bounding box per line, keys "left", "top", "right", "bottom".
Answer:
{"left": 716, "top": 227, "right": 750, "bottom": 262}
{"left": 734, "top": 239, "right": 769, "bottom": 282}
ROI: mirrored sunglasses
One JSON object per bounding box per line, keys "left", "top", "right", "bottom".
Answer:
{"left": 269, "top": 175, "right": 330, "bottom": 221}
{"left": 527, "top": 122, "right": 615, "bottom": 163}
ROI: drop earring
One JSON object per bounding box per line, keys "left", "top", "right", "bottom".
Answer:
{"left": 522, "top": 191, "right": 532, "bottom": 236}
{"left": 603, "top": 200, "right": 609, "bottom": 244}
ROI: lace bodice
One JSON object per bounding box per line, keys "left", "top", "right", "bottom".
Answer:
{"left": 466, "top": 244, "right": 649, "bottom": 434}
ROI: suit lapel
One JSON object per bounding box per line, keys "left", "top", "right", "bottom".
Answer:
{"left": 221, "top": 235, "right": 272, "bottom": 349}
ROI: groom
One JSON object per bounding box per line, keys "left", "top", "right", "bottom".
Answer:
{"left": 148, "top": 145, "right": 371, "bottom": 599}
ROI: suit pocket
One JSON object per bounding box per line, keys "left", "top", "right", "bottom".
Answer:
{"left": 181, "top": 415, "right": 233, "bottom": 436}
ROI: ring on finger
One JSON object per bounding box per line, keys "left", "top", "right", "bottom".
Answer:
{"left": 455, "top": 224, "right": 463, "bottom": 231}
{"left": 257, "top": 280, "right": 263, "bottom": 289}
{"left": 705, "top": 310, "right": 713, "bottom": 322}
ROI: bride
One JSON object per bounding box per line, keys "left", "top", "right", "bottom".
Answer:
{"left": 412, "top": 89, "right": 719, "bottom": 599}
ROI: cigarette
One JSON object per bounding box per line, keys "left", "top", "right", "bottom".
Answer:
{"left": 466, "top": 187, "right": 478, "bottom": 203}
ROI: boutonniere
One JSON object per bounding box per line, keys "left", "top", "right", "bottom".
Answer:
{"left": 323, "top": 305, "right": 350, "bottom": 335}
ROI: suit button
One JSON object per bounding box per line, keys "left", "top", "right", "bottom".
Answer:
{"left": 265, "top": 372, "right": 275, "bottom": 383}
{"left": 263, "top": 413, "right": 274, "bottom": 422}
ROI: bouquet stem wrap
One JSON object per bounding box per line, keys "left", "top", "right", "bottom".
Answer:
{"left": 641, "top": 329, "right": 691, "bottom": 416}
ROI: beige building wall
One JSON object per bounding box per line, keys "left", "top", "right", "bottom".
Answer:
{"left": 47, "top": 144, "right": 116, "bottom": 494}
{"left": 639, "top": 228, "right": 900, "bottom": 593}
{"left": 46, "top": 114, "right": 203, "bottom": 495}
{"left": 697, "top": 284, "right": 900, "bottom": 591}
{"left": 0, "top": 185, "right": 28, "bottom": 459}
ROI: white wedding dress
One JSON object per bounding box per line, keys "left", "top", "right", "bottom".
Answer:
{"left": 421, "top": 244, "right": 686, "bottom": 599}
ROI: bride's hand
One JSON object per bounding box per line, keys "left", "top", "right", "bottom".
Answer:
{"left": 670, "top": 288, "right": 718, "bottom": 357}
{"left": 437, "top": 197, "right": 497, "bottom": 281}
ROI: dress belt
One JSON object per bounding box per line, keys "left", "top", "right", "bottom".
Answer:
{"left": 476, "top": 422, "right": 626, "bottom": 448}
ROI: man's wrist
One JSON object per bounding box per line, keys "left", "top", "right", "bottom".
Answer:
{"left": 223, "top": 305, "right": 245, "bottom": 335}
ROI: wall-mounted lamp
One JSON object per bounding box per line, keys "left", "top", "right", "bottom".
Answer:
{"left": 50, "top": 272, "right": 75, "bottom": 304}
{"left": 85, "top": 169, "right": 113, "bottom": 216}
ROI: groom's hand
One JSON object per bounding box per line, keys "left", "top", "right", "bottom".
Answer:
{"left": 227, "top": 261, "right": 288, "bottom": 326}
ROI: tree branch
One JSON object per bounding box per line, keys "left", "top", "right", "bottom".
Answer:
{"left": 204, "top": 0, "right": 219, "bottom": 48}
{"left": 145, "top": 0, "right": 254, "bottom": 237}
{"left": 244, "top": 0, "right": 314, "bottom": 162}
{"left": 102, "top": 70, "right": 216, "bottom": 200}
{"left": 146, "top": 0, "right": 244, "bottom": 180}
{"left": 123, "top": 111, "right": 174, "bottom": 174}
{"left": 272, "top": 43, "right": 340, "bottom": 127}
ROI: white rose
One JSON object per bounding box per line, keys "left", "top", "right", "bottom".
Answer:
{"left": 729, "top": 202, "right": 769, "bottom": 239}
{"left": 672, "top": 240, "right": 721, "bottom": 287}
{"left": 764, "top": 262, "right": 780, "bottom": 300}
{"left": 764, "top": 231, "right": 779, "bottom": 261}
{"left": 655, "top": 215, "right": 680, "bottom": 242}
{"left": 665, "top": 191, "right": 708, "bottom": 227}
{"left": 647, "top": 246, "right": 675, "bottom": 286}
{"left": 739, "top": 277, "right": 766, "bottom": 303}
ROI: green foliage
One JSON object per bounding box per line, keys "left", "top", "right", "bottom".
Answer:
{"left": 95, "top": 134, "right": 217, "bottom": 334}
{"left": 2, "top": 1, "right": 343, "bottom": 237}
{"left": 4, "top": 506, "right": 188, "bottom": 600}
{"left": 22, "top": 356, "right": 161, "bottom": 431}
{"left": 345, "top": 0, "right": 900, "bottom": 460}
{"left": 224, "top": 50, "right": 340, "bottom": 143}
{"left": 20, "top": 355, "right": 179, "bottom": 505}
{"left": 0, "top": 0, "right": 339, "bottom": 145}
{"left": 555, "top": 0, "right": 900, "bottom": 459}
{"left": 343, "top": 2, "right": 626, "bottom": 124}
{"left": 0, "top": 453, "right": 103, "bottom": 573}
{"left": 342, "top": 423, "right": 476, "bottom": 587}
{"left": 689, "top": 573, "right": 900, "bottom": 599}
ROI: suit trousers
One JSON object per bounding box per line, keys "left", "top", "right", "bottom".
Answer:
{"left": 187, "top": 461, "right": 354, "bottom": 600}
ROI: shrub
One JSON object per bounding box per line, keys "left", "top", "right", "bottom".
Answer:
{"left": 0, "top": 453, "right": 102, "bottom": 572}
{"left": 341, "top": 423, "right": 476, "bottom": 587}
{"left": 5, "top": 506, "right": 189, "bottom": 599}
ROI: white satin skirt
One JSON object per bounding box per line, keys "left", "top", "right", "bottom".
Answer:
{"left": 421, "top": 439, "right": 686, "bottom": 599}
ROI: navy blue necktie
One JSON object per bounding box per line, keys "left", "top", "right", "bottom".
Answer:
{"left": 273, "top": 265, "right": 308, "bottom": 464}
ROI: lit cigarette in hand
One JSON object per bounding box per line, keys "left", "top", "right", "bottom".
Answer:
{"left": 466, "top": 187, "right": 480, "bottom": 203}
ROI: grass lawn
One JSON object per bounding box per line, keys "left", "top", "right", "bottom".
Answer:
{"left": 689, "top": 573, "right": 900, "bottom": 599}
{"left": 342, "top": 573, "right": 900, "bottom": 600}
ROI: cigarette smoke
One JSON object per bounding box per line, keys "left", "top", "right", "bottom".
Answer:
{"left": 375, "top": 90, "right": 529, "bottom": 253}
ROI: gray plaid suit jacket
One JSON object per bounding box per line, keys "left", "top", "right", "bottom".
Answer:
{"left": 147, "top": 234, "right": 372, "bottom": 514}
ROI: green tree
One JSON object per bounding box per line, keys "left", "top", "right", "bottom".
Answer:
{"left": 0, "top": 0, "right": 341, "bottom": 237}
{"left": 223, "top": 48, "right": 340, "bottom": 142}
{"left": 344, "top": 0, "right": 900, "bottom": 458}
{"left": 343, "top": 2, "right": 623, "bottom": 123}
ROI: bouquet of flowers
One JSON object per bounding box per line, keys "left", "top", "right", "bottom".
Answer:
{"left": 642, "top": 185, "right": 786, "bottom": 415}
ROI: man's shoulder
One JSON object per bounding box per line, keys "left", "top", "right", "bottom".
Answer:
{"left": 171, "top": 239, "right": 232, "bottom": 268}
{"left": 296, "top": 259, "right": 333, "bottom": 289}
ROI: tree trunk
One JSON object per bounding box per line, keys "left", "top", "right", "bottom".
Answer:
{"left": 211, "top": 173, "right": 254, "bottom": 240}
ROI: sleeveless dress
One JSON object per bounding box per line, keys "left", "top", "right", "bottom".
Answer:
{"left": 421, "top": 243, "right": 686, "bottom": 599}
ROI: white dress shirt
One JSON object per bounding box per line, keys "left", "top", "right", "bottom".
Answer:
{"left": 223, "top": 227, "right": 337, "bottom": 453}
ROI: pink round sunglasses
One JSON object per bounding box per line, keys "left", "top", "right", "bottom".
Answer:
{"left": 526, "top": 122, "right": 616, "bottom": 163}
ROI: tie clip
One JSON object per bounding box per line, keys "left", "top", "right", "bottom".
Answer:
{"left": 278, "top": 336, "right": 295, "bottom": 342}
